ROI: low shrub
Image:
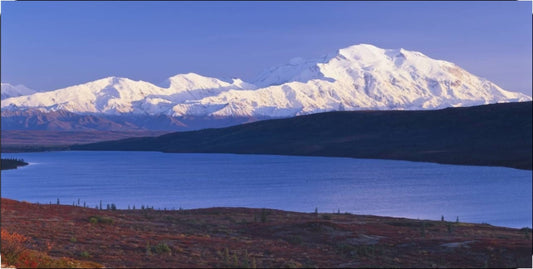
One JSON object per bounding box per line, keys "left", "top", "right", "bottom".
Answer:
{"left": 286, "top": 235, "right": 303, "bottom": 245}
{"left": 146, "top": 242, "right": 171, "bottom": 255}
{"left": 88, "top": 215, "right": 114, "bottom": 224}
{"left": 153, "top": 242, "right": 171, "bottom": 254}
{"left": 1, "top": 228, "right": 29, "bottom": 265}
{"left": 1, "top": 228, "right": 102, "bottom": 268}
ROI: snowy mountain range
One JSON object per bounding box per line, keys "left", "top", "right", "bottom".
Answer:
{"left": 2, "top": 44, "right": 531, "bottom": 131}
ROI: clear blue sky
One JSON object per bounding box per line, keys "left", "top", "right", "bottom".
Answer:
{"left": 1, "top": 1, "right": 531, "bottom": 96}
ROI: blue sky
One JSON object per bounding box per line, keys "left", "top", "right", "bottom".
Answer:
{"left": 1, "top": 1, "right": 531, "bottom": 96}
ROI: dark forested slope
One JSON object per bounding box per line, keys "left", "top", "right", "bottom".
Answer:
{"left": 73, "top": 102, "right": 532, "bottom": 170}
{"left": 1, "top": 158, "right": 29, "bottom": 170}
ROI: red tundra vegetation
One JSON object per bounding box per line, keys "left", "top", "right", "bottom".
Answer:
{"left": 1, "top": 228, "right": 102, "bottom": 268}
{"left": 1, "top": 198, "right": 531, "bottom": 268}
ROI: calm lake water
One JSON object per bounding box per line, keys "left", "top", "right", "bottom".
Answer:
{"left": 1, "top": 151, "right": 531, "bottom": 228}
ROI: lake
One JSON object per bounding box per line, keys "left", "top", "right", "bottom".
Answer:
{"left": 1, "top": 151, "right": 531, "bottom": 228}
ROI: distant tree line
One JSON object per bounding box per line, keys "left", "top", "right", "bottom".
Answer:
{"left": 1, "top": 158, "right": 29, "bottom": 170}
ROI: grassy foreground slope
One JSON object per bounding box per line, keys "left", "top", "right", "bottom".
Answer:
{"left": 74, "top": 101, "right": 532, "bottom": 170}
{"left": 1, "top": 198, "right": 531, "bottom": 268}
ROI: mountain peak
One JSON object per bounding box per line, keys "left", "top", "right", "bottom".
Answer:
{"left": 81, "top": 76, "right": 128, "bottom": 88}
{"left": 1, "top": 83, "right": 36, "bottom": 100}
{"left": 168, "top": 72, "right": 209, "bottom": 80}
{"left": 341, "top": 43, "right": 383, "bottom": 51}
{"left": 338, "top": 43, "right": 386, "bottom": 56}
{"left": 164, "top": 73, "right": 232, "bottom": 90}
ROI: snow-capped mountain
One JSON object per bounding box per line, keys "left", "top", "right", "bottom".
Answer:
{"left": 1, "top": 83, "right": 36, "bottom": 100}
{"left": 2, "top": 44, "right": 531, "bottom": 130}
{"left": 1, "top": 74, "right": 254, "bottom": 115}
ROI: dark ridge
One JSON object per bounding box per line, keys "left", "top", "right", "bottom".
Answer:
{"left": 73, "top": 101, "right": 532, "bottom": 170}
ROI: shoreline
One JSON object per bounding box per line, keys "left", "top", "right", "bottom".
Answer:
{"left": 2, "top": 196, "right": 531, "bottom": 230}
{"left": 3, "top": 147, "right": 532, "bottom": 171}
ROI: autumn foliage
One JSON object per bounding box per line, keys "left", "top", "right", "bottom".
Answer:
{"left": 1, "top": 228, "right": 103, "bottom": 268}
{"left": 1, "top": 198, "right": 532, "bottom": 268}
{"left": 1, "top": 229, "right": 28, "bottom": 264}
